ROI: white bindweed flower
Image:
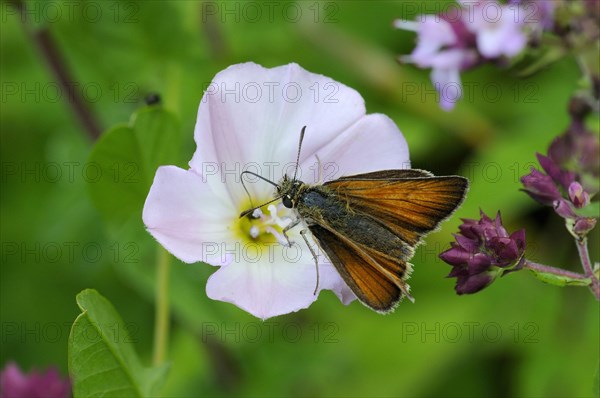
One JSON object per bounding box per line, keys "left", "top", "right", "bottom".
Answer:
{"left": 143, "top": 62, "right": 411, "bottom": 319}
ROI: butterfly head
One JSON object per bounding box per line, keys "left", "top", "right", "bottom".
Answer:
{"left": 277, "top": 175, "right": 306, "bottom": 209}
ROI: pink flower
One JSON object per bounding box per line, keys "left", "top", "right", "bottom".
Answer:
{"left": 396, "top": 0, "right": 529, "bottom": 110}
{"left": 395, "top": 16, "right": 477, "bottom": 111}
{"left": 460, "top": 0, "right": 527, "bottom": 58}
{"left": 0, "top": 362, "right": 71, "bottom": 398}
{"left": 143, "top": 63, "right": 411, "bottom": 319}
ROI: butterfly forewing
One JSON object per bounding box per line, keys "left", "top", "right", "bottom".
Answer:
{"left": 324, "top": 170, "right": 468, "bottom": 246}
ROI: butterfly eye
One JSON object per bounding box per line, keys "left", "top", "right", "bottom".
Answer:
{"left": 282, "top": 195, "right": 294, "bottom": 209}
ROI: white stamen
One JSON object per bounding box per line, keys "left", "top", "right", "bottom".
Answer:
{"left": 252, "top": 208, "right": 263, "bottom": 219}
{"left": 265, "top": 226, "right": 290, "bottom": 247}
{"left": 268, "top": 204, "right": 292, "bottom": 228}
{"left": 245, "top": 203, "right": 295, "bottom": 245}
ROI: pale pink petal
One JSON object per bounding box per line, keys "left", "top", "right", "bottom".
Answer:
{"left": 429, "top": 48, "right": 470, "bottom": 70}
{"left": 462, "top": 2, "right": 527, "bottom": 58}
{"left": 206, "top": 254, "right": 355, "bottom": 320}
{"left": 143, "top": 166, "right": 237, "bottom": 265}
{"left": 476, "top": 30, "right": 503, "bottom": 58}
{"left": 189, "top": 62, "right": 367, "bottom": 205}
{"left": 411, "top": 17, "right": 457, "bottom": 67}
{"left": 477, "top": 27, "right": 525, "bottom": 57}
{"left": 298, "top": 114, "right": 410, "bottom": 182}
{"left": 431, "top": 66, "right": 463, "bottom": 111}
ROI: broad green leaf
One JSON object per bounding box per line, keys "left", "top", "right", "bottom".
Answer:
{"left": 69, "top": 289, "right": 169, "bottom": 398}
{"left": 87, "top": 124, "right": 148, "bottom": 224}
{"left": 87, "top": 106, "right": 180, "bottom": 227}
{"left": 130, "top": 107, "right": 181, "bottom": 180}
{"left": 528, "top": 269, "right": 592, "bottom": 287}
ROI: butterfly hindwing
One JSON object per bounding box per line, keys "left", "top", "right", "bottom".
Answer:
{"left": 308, "top": 224, "right": 409, "bottom": 312}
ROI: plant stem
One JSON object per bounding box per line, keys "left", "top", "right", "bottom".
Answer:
{"left": 524, "top": 260, "right": 589, "bottom": 280}
{"left": 153, "top": 246, "right": 171, "bottom": 365}
{"left": 11, "top": 0, "right": 102, "bottom": 140}
{"left": 576, "top": 237, "right": 600, "bottom": 300}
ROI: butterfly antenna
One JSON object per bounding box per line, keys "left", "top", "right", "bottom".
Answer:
{"left": 292, "top": 126, "right": 306, "bottom": 182}
{"left": 240, "top": 195, "right": 283, "bottom": 218}
{"left": 239, "top": 196, "right": 284, "bottom": 218}
{"left": 239, "top": 171, "right": 282, "bottom": 218}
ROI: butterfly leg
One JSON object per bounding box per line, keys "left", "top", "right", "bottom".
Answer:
{"left": 281, "top": 219, "right": 320, "bottom": 295}
{"left": 300, "top": 229, "right": 320, "bottom": 295}
{"left": 282, "top": 218, "right": 301, "bottom": 247}
{"left": 315, "top": 154, "right": 324, "bottom": 185}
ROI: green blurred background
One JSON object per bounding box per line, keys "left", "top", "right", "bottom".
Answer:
{"left": 1, "top": 1, "right": 598, "bottom": 397}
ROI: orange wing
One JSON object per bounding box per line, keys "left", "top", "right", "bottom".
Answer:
{"left": 309, "top": 224, "right": 411, "bottom": 312}
{"left": 324, "top": 169, "right": 468, "bottom": 247}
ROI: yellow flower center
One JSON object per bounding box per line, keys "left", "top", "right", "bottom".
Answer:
{"left": 235, "top": 199, "right": 294, "bottom": 247}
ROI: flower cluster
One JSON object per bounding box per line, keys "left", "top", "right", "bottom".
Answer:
{"left": 440, "top": 210, "right": 526, "bottom": 294}
{"left": 395, "top": 0, "right": 553, "bottom": 110}
{"left": 0, "top": 362, "right": 71, "bottom": 398}
{"left": 521, "top": 97, "right": 598, "bottom": 238}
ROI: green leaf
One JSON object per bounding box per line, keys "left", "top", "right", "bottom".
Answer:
{"left": 68, "top": 289, "right": 169, "bottom": 398}
{"left": 130, "top": 107, "right": 181, "bottom": 180}
{"left": 87, "top": 106, "right": 180, "bottom": 227}
{"left": 87, "top": 124, "right": 149, "bottom": 224}
{"left": 528, "top": 269, "right": 592, "bottom": 287}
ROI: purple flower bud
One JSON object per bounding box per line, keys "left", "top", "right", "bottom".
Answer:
{"left": 573, "top": 217, "right": 597, "bottom": 236}
{"left": 455, "top": 270, "right": 496, "bottom": 295}
{"left": 458, "top": 218, "right": 480, "bottom": 240}
{"left": 568, "top": 182, "right": 590, "bottom": 208}
{"left": 454, "top": 233, "right": 480, "bottom": 252}
{"left": 440, "top": 244, "right": 472, "bottom": 266}
{"left": 553, "top": 198, "right": 577, "bottom": 219}
{"left": 520, "top": 167, "right": 562, "bottom": 205}
{"left": 488, "top": 237, "right": 521, "bottom": 267}
{"left": 510, "top": 229, "right": 527, "bottom": 252}
{"left": 567, "top": 96, "right": 592, "bottom": 122}
{"left": 440, "top": 210, "right": 526, "bottom": 295}
{"left": 467, "top": 253, "right": 493, "bottom": 274}
{"left": 547, "top": 122, "right": 599, "bottom": 194}
{"left": 0, "top": 362, "right": 71, "bottom": 398}
{"left": 537, "top": 153, "right": 576, "bottom": 191}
